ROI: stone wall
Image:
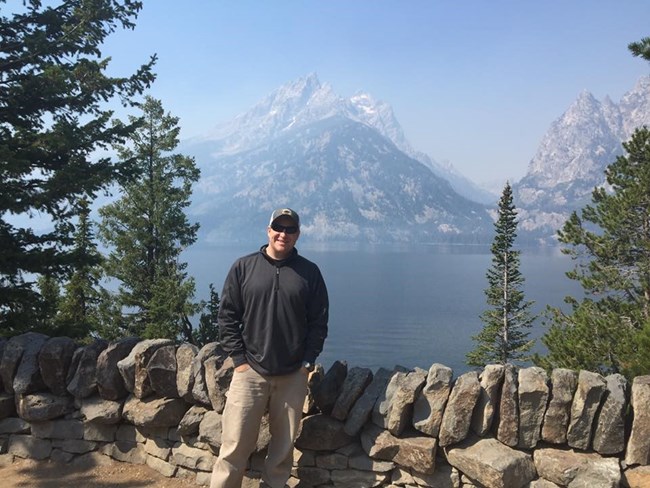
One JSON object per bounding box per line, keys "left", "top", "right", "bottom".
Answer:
{"left": 1, "top": 332, "right": 649, "bottom": 488}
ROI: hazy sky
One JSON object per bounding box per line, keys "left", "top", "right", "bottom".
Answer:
{"left": 100, "top": 1, "right": 650, "bottom": 186}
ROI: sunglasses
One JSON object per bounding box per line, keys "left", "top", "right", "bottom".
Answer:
{"left": 271, "top": 222, "right": 299, "bottom": 234}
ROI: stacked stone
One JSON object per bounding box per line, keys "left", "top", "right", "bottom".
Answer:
{"left": 1, "top": 332, "right": 650, "bottom": 488}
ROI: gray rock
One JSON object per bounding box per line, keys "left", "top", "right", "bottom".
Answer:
{"left": 147, "top": 345, "right": 179, "bottom": 398}
{"left": 385, "top": 369, "right": 427, "bottom": 436}
{"left": 567, "top": 370, "right": 607, "bottom": 450}
{"left": 66, "top": 339, "right": 108, "bottom": 399}
{"left": 592, "top": 373, "right": 627, "bottom": 455}
{"left": 0, "top": 392, "right": 16, "bottom": 419}
{"left": 178, "top": 404, "right": 209, "bottom": 436}
{"left": 447, "top": 437, "right": 536, "bottom": 488}
{"left": 8, "top": 434, "right": 52, "bottom": 460}
{"left": 497, "top": 364, "right": 519, "bottom": 447}
{"left": 204, "top": 355, "right": 234, "bottom": 413}
{"left": 1, "top": 332, "right": 49, "bottom": 395}
{"left": 541, "top": 368, "right": 578, "bottom": 444}
{"left": 0, "top": 417, "right": 31, "bottom": 434}
{"left": 471, "top": 364, "right": 505, "bottom": 437}
{"left": 170, "top": 442, "right": 216, "bottom": 471}
{"left": 330, "top": 469, "right": 389, "bottom": 488}
{"left": 17, "top": 392, "right": 75, "bottom": 421}
{"left": 534, "top": 447, "right": 620, "bottom": 487}
{"left": 80, "top": 394, "right": 123, "bottom": 424}
{"left": 31, "top": 419, "right": 84, "bottom": 439}
{"left": 361, "top": 422, "right": 437, "bottom": 474}
{"left": 625, "top": 375, "right": 650, "bottom": 466}
{"left": 190, "top": 342, "right": 224, "bottom": 405}
{"left": 0, "top": 338, "right": 6, "bottom": 392}
{"left": 296, "top": 414, "right": 354, "bottom": 451}
{"left": 371, "top": 365, "right": 411, "bottom": 429}
{"left": 331, "top": 366, "right": 373, "bottom": 421}
{"left": 176, "top": 343, "right": 199, "bottom": 402}
{"left": 38, "top": 337, "right": 77, "bottom": 396}
{"left": 412, "top": 363, "right": 453, "bottom": 437}
{"left": 438, "top": 371, "right": 480, "bottom": 447}
{"left": 314, "top": 360, "right": 348, "bottom": 415}
{"left": 97, "top": 337, "right": 140, "bottom": 400}
{"left": 517, "top": 366, "right": 549, "bottom": 449}
{"left": 122, "top": 394, "right": 190, "bottom": 428}
{"left": 117, "top": 339, "right": 172, "bottom": 397}
{"left": 344, "top": 367, "right": 393, "bottom": 437}
{"left": 197, "top": 409, "right": 223, "bottom": 448}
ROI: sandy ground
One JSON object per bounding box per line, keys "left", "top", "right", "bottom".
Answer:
{"left": 0, "top": 457, "right": 201, "bottom": 488}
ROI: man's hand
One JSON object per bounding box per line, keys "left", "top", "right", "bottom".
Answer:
{"left": 235, "top": 363, "right": 251, "bottom": 373}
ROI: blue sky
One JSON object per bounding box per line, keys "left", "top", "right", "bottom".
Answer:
{"left": 100, "top": 1, "right": 650, "bottom": 186}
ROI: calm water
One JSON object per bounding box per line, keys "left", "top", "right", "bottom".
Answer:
{"left": 185, "top": 243, "right": 581, "bottom": 375}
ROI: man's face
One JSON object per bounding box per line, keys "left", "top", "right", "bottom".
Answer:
{"left": 267, "top": 216, "right": 300, "bottom": 259}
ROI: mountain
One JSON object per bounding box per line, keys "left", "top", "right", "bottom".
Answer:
{"left": 191, "top": 73, "right": 495, "bottom": 203}
{"left": 513, "top": 76, "right": 650, "bottom": 243}
{"left": 186, "top": 74, "right": 493, "bottom": 244}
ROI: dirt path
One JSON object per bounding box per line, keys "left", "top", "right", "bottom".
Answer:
{"left": 0, "top": 457, "right": 201, "bottom": 488}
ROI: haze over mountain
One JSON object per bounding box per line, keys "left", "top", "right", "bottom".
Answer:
{"left": 184, "top": 73, "right": 650, "bottom": 245}
{"left": 186, "top": 74, "right": 493, "bottom": 244}
{"left": 513, "top": 76, "right": 650, "bottom": 242}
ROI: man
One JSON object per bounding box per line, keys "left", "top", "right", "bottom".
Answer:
{"left": 210, "top": 208, "right": 329, "bottom": 488}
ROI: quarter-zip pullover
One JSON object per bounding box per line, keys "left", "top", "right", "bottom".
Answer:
{"left": 218, "top": 245, "right": 329, "bottom": 375}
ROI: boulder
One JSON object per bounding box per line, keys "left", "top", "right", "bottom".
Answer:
{"left": 313, "top": 360, "right": 348, "bottom": 415}
{"left": 517, "top": 366, "right": 549, "bottom": 449}
{"left": 446, "top": 437, "right": 536, "bottom": 488}
{"left": 204, "top": 355, "right": 234, "bottom": 413}
{"left": 66, "top": 339, "right": 108, "bottom": 399}
{"left": 178, "top": 404, "right": 208, "bottom": 436}
{"left": 496, "top": 364, "right": 519, "bottom": 447}
{"left": 592, "top": 373, "right": 627, "bottom": 455}
{"left": 80, "top": 394, "right": 123, "bottom": 424}
{"left": 566, "top": 370, "right": 607, "bottom": 450}
{"left": 438, "top": 370, "right": 480, "bottom": 447}
{"left": 626, "top": 375, "right": 650, "bottom": 466}
{"left": 534, "top": 447, "right": 620, "bottom": 487}
{"left": 541, "top": 368, "right": 578, "bottom": 444}
{"left": 190, "top": 342, "right": 224, "bottom": 405}
{"left": 361, "top": 422, "right": 437, "bottom": 474}
{"left": 471, "top": 364, "right": 505, "bottom": 437}
{"left": 97, "top": 337, "right": 140, "bottom": 400}
{"left": 1, "top": 332, "right": 49, "bottom": 395}
{"left": 197, "top": 409, "right": 223, "bottom": 448}
{"left": 0, "top": 392, "right": 16, "bottom": 419}
{"left": 344, "top": 367, "right": 393, "bottom": 437}
{"left": 122, "top": 394, "right": 190, "bottom": 428}
{"left": 38, "top": 337, "right": 77, "bottom": 396}
{"left": 384, "top": 369, "right": 427, "bottom": 436}
{"left": 17, "top": 392, "right": 75, "bottom": 421}
{"left": 175, "top": 342, "right": 199, "bottom": 402}
{"left": 331, "top": 366, "right": 373, "bottom": 421}
{"left": 296, "top": 414, "right": 354, "bottom": 451}
{"left": 117, "top": 339, "right": 172, "bottom": 396}
{"left": 412, "top": 363, "right": 453, "bottom": 437}
{"left": 147, "top": 345, "right": 179, "bottom": 398}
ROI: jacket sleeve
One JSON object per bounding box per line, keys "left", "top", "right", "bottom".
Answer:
{"left": 303, "top": 266, "right": 329, "bottom": 364}
{"left": 218, "top": 261, "right": 247, "bottom": 367}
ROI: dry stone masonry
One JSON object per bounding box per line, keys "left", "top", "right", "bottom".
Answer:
{"left": 0, "top": 332, "right": 650, "bottom": 487}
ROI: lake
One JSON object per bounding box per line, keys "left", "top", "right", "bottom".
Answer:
{"left": 185, "top": 242, "right": 582, "bottom": 375}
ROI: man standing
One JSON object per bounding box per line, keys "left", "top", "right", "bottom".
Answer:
{"left": 210, "top": 208, "right": 329, "bottom": 488}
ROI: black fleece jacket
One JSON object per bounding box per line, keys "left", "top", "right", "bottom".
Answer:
{"left": 218, "top": 245, "right": 329, "bottom": 375}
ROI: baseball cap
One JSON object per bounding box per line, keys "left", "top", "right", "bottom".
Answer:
{"left": 269, "top": 208, "right": 300, "bottom": 227}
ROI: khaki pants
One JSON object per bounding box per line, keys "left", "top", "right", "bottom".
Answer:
{"left": 210, "top": 367, "right": 308, "bottom": 488}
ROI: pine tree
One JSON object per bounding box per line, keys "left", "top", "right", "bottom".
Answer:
{"left": 98, "top": 97, "right": 200, "bottom": 340}
{"left": 466, "top": 182, "right": 535, "bottom": 367}
{"left": 56, "top": 199, "right": 104, "bottom": 339}
{"left": 194, "top": 284, "right": 220, "bottom": 347}
{"left": 536, "top": 128, "right": 650, "bottom": 377}
{"left": 0, "top": 1, "right": 156, "bottom": 334}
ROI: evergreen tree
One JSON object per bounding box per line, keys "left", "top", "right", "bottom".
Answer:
{"left": 466, "top": 182, "right": 535, "bottom": 367}
{"left": 0, "top": 0, "right": 156, "bottom": 334}
{"left": 629, "top": 37, "right": 650, "bottom": 61}
{"left": 536, "top": 128, "right": 650, "bottom": 377}
{"left": 194, "top": 283, "right": 220, "bottom": 347}
{"left": 56, "top": 199, "right": 103, "bottom": 339}
{"left": 98, "top": 97, "right": 200, "bottom": 340}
